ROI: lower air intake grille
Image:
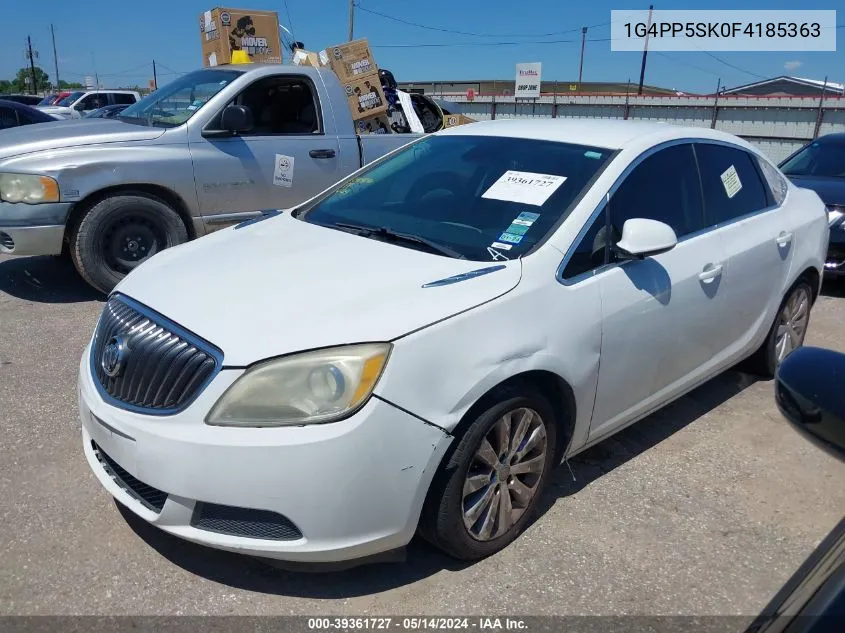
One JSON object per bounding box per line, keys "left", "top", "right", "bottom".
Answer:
{"left": 0, "top": 232, "right": 14, "bottom": 251}
{"left": 92, "top": 441, "right": 168, "bottom": 512}
{"left": 191, "top": 502, "right": 303, "bottom": 541}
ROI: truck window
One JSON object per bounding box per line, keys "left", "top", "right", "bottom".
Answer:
{"left": 233, "top": 77, "right": 321, "bottom": 136}
{"left": 111, "top": 93, "right": 137, "bottom": 105}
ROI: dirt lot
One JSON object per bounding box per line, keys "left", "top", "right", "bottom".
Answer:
{"left": 1, "top": 253, "right": 844, "bottom": 616}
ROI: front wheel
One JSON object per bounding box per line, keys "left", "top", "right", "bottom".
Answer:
{"left": 419, "top": 386, "right": 557, "bottom": 560}
{"left": 70, "top": 194, "right": 188, "bottom": 294}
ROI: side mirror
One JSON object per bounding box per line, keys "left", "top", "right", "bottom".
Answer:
{"left": 775, "top": 346, "right": 845, "bottom": 463}
{"left": 220, "top": 104, "right": 253, "bottom": 134}
{"left": 613, "top": 218, "right": 677, "bottom": 260}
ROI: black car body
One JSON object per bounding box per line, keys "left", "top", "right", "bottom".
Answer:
{"left": 780, "top": 134, "right": 845, "bottom": 278}
{"left": 0, "top": 99, "right": 60, "bottom": 130}
{"left": 0, "top": 94, "right": 43, "bottom": 106}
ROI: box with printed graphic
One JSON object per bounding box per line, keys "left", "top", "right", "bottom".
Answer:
{"left": 342, "top": 74, "right": 388, "bottom": 121}
{"left": 355, "top": 114, "right": 392, "bottom": 135}
{"left": 199, "top": 7, "right": 283, "bottom": 67}
{"left": 318, "top": 39, "right": 377, "bottom": 82}
{"left": 442, "top": 113, "right": 476, "bottom": 128}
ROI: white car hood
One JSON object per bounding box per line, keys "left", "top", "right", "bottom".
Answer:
{"left": 116, "top": 213, "right": 522, "bottom": 366}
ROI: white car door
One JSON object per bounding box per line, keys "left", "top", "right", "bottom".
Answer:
{"left": 560, "top": 143, "right": 730, "bottom": 442}
{"left": 693, "top": 142, "right": 793, "bottom": 356}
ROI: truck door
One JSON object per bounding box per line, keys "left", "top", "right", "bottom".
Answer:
{"left": 188, "top": 74, "right": 342, "bottom": 228}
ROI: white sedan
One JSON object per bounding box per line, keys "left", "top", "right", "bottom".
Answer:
{"left": 78, "top": 119, "right": 829, "bottom": 565}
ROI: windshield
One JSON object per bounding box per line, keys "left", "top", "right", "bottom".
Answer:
{"left": 781, "top": 140, "right": 845, "bottom": 178}
{"left": 300, "top": 135, "right": 614, "bottom": 261}
{"left": 57, "top": 92, "right": 84, "bottom": 107}
{"left": 118, "top": 68, "right": 243, "bottom": 127}
{"left": 37, "top": 95, "right": 56, "bottom": 106}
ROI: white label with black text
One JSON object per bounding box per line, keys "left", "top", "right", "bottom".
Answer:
{"left": 721, "top": 165, "right": 742, "bottom": 198}
{"left": 273, "top": 154, "right": 294, "bottom": 187}
{"left": 482, "top": 170, "right": 566, "bottom": 206}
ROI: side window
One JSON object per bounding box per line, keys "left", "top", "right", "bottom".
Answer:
{"left": 79, "top": 93, "right": 105, "bottom": 110}
{"left": 561, "top": 144, "right": 703, "bottom": 280}
{"left": 235, "top": 77, "right": 320, "bottom": 135}
{"left": 695, "top": 143, "right": 771, "bottom": 226}
{"left": 111, "top": 93, "right": 137, "bottom": 105}
{"left": 0, "top": 107, "right": 18, "bottom": 129}
{"left": 756, "top": 156, "right": 788, "bottom": 206}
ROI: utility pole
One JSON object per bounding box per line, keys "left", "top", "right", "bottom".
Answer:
{"left": 578, "top": 27, "right": 587, "bottom": 85}
{"left": 91, "top": 52, "right": 99, "bottom": 89}
{"left": 637, "top": 4, "right": 654, "bottom": 95}
{"left": 51, "top": 25, "right": 60, "bottom": 90}
{"left": 26, "top": 36, "right": 39, "bottom": 95}
{"left": 152, "top": 59, "right": 158, "bottom": 90}
{"left": 813, "top": 76, "right": 828, "bottom": 139}
{"left": 347, "top": 0, "right": 355, "bottom": 41}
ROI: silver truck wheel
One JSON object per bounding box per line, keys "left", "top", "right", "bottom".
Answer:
{"left": 70, "top": 194, "right": 188, "bottom": 294}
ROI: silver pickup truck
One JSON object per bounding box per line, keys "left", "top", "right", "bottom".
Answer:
{"left": 0, "top": 65, "right": 420, "bottom": 292}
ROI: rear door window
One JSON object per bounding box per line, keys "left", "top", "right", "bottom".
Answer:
{"left": 695, "top": 143, "right": 771, "bottom": 227}
{"left": 111, "top": 93, "right": 137, "bottom": 105}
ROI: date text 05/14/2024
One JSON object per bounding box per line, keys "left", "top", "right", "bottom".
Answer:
{"left": 307, "top": 617, "right": 528, "bottom": 631}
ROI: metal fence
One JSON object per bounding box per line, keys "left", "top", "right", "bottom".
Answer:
{"left": 438, "top": 93, "right": 845, "bottom": 163}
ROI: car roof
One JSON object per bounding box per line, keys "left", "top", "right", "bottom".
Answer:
{"left": 436, "top": 118, "right": 756, "bottom": 152}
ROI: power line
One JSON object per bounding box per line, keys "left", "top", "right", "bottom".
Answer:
{"left": 372, "top": 38, "right": 581, "bottom": 48}
{"left": 283, "top": 0, "right": 297, "bottom": 44}
{"left": 356, "top": 3, "right": 613, "bottom": 38}
{"left": 699, "top": 50, "right": 767, "bottom": 80}
{"left": 654, "top": 52, "right": 721, "bottom": 78}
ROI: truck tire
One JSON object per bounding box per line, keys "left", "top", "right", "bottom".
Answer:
{"left": 70, "top": 193, "right": 188, "bottom": 294}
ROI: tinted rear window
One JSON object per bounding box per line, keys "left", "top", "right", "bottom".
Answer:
{"left": 695, "top": 144, "right": 770, "bottom": 226}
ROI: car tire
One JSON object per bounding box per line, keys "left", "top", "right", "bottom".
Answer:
{"left": 70, "top": 193, "right": 188, "bottom": 294}
{"left": 419, "top": 385, "right": 557, "bottom": 561}
{"left": 741, "top": 279, "right": 814, "bottom": 378}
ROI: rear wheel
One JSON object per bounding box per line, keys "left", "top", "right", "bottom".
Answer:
{"left": 420, "top": 386, "right": 557, "bottom": 560}
{"left": 70, "top": 194, "right": 188, "bottom": 294}
{"left": 742, "top": 280, "right": 813, "bottom": 377}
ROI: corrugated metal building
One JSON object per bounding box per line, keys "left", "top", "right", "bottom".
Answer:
{"left": 397, "top": 80, "right": 679, "bottom": 96}
{"left": 721, "top": 76, "right": 845, "bottom": 97}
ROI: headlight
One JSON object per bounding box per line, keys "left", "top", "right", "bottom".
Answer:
{"left": 0, "top": 173, "right": 60, "bottom": 204}
{"left": 206, "top": 343, "right": 392, "bottom": 427}
{"left": 827, "top": 205, "right": 844, "bottom": 227}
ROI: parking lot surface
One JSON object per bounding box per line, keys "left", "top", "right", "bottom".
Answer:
{"left": 1, "top": 253, "right": 844, "bottom": 616}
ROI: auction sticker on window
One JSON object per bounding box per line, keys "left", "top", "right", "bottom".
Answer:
{"left": 482, "top": 171, "right": 566, "bottom": 207}
{"left": 720, "top": 165, "right": 742, "bottom": 199}
{"left": 273, "top": 154, "right": 294, "bottom": 188}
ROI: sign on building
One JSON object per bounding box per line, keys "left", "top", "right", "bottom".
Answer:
{"left": 515, "top": 62, "right": 542, "bottom": 99}
{"left": 84, "top": 76, "right": 95, "bottom": 90}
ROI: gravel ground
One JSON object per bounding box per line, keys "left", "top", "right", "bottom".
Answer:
{"left": 1, "top": 253, "right": 843, "bottom": 616}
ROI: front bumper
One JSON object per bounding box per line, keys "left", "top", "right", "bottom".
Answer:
{"left": 78, "top": 348, "right": 452, "bottom": 563}
{"left": 826, "top": 226, "right": 845, "bottom": 278}
{"left": 0, "top": 201, "right": 72, "bottom": 255}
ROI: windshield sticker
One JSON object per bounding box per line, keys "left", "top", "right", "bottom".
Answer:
{"left": 335, "top": 177, "right": 373, "bottom": 196}
{"left": 513, "top": 211, "right": 540, "bottom": 226}
{"left": 584, "top": 151, "right": 603, "bottom": 160}
{"left": 193, "top": 99, "right": 204, "bottom": 106}
{"left": 482, "top": 171, "right": 566, "bottom": 207}
{"left": 186, "top": 105, "right": 199, "bottom": 111}
{"left": 273, "top": 154, "right": 295, "bottom": 188}
{"left": 490, "top": 241, "right": 513, "bottom": 251}
{"left": 504, "top": 223, "right": 530, "bottom": 236}
{"left": 721, "top": 165, "right": 742, "bottom": 199}
{"left": 497, "top": 232, "right": 523, "bottom": 244}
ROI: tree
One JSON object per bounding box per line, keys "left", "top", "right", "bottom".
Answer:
{"left": 58, "top": 80, "right": 84, "bottom": 90}
{"left": 12, "top": 66, "right": 50, "bottom": 93}
{"left": 0, "top": 80, "right": 11, "bottom": 94}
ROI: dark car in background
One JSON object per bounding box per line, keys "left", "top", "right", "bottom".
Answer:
{"left": 0, "top": 99, "right": 61, "bottom": 130}
{"left": 780, "top": 134, "right": 845, "bottom": 278}
{"left": 1, "top": 94, "right": 44, "bottom": 106}
{"left": 83, "top": 104, "right": 130, "bottom": 119}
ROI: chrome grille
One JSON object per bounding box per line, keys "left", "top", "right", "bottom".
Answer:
{"left": 91, "top": 294, "right": 222, "bottom": 414}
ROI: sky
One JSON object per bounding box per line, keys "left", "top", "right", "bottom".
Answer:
{"left": 3, "top": 0, "right": 843, "bottom": 94}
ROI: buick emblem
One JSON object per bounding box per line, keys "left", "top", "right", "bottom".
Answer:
{"left": 101, "top": 335, "right": 129, "bottom": 378}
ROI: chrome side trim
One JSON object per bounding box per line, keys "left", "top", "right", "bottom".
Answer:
{"left": 422, "top": 265, "right": 507, "bottom": 288}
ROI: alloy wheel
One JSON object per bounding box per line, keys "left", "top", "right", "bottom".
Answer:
{"left": 775, "top": 286, "right": 811, "bottom": 363}
{"left": 462, "top": 407, "right": 548, "bottom": 541}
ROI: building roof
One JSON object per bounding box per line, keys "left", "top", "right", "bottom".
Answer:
{"left": 722, "top": 76, "right": 845, "bottom": 95}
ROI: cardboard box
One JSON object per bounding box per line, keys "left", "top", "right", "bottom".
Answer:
{"left": 355, "top": 114, "right": 392, "bottom": 135}
{"left": 342, "top": 74, "right": 388, "bottom": 121}
{"left": 442, "top": 113, "right": 476, "bottom": 128}
{"left": 292, "top": 49, "right": 320, "bottom": 68}
{"left": 319, "top": 39, "right": 377, "bottom": 82}
{"left": 199, "top": 7, "right": 283, "bottom": 66}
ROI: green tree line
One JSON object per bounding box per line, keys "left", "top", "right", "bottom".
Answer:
{"left": 0, "top": 66, "right": 84, "bottom": 94}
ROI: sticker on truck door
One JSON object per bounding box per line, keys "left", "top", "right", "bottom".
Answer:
{"left": 720, "top": 165, "right": 742, "bottom": 199}
{"left": 273, "top": 154, "right": 295, "bottom": 187}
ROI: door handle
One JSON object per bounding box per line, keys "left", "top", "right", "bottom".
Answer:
{"left": 698, "top": 262, "right": 723, "bottom": 282}
{"left": 775, "top": 231, "right": 793, "bottom": 247}
{"left": 309, "top": 149, "right": 336, "bottom": 159}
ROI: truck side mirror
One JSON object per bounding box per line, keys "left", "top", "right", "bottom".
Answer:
{"left": 220, "top": 105, "right": 253, "bottom": 134}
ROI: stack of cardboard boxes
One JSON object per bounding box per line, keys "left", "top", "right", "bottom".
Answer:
{"left": 294, "top": 39, "right": 392, "bottom": 135}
